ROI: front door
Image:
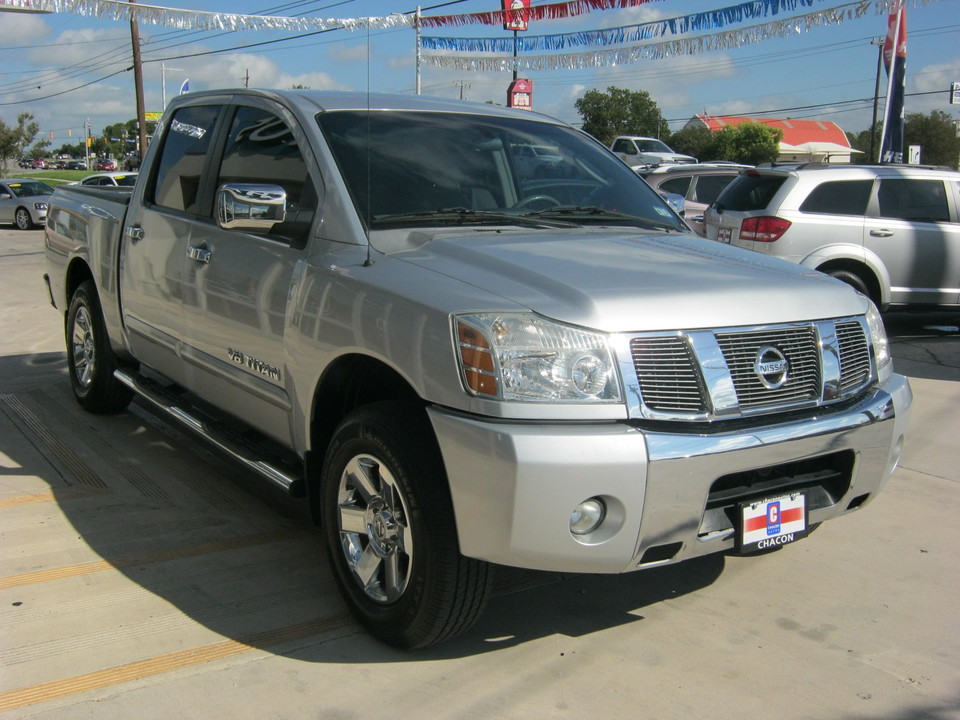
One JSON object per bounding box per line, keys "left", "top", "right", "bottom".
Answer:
{"left": 178, "top": 102, "right": 320, "bottom": 446}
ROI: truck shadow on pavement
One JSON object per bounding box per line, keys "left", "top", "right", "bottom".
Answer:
{"left": 1, "top": 351, "right": 725, "bottom": 664}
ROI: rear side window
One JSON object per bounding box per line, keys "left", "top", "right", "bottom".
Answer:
{"left": 877, "top": 178, "right": 949, "bottom": 222}
{"left": 799, "top": 180, "right": 872, "bottom": 216}
{"left": 691, "top": 174, "right": 737, "bottom": 205}
{"left": 151, "top": 105, "right": 221, "bottom": 214}
{"left": 658, "top": 176, "right": 691, "bottom": 196}
{"left": 714, "top": 174, "right": 785, "bottom": 211}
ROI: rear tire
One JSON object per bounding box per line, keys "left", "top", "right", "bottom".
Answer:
{"left": 827, "top": 268, "right": 871, "bottom": 300}
{"left": 65, "top": 281, "right": 133, "bottom": 414}
{"left": 321, "top": 401, "right": 491, "bottom": 648}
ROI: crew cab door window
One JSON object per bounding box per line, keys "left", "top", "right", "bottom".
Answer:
{"left": 215, "top": 106, "right": 318, "bottom": 246}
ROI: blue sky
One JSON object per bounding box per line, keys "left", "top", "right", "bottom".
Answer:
{"left": 0, "top": 0, "right": 957, "bottom": 150}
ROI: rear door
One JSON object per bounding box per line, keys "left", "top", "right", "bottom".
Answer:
{"left": 178, "top": 100, "right": 320, "bottom": 445}
{"left": 866, "top": 177, "right": 960, "bottom": 305}
{"left": 119, "top": 102, "right": 226, "bottom": 380}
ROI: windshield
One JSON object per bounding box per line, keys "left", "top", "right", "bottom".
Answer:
{"left": 8, "top": 180, "right": 54, "bottom": 197}
{"left": 315, "top": 110, "right": 685, "bottom": 232}
{"left": 637, "top": 139, "right": 673, "bottom": 153}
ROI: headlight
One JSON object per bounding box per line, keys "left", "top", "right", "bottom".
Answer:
{"left": 35, "top": 202, "right": 47, "bottom": 210}
{"left": 865, "top": 301, "right": 891, "bottom": 380}
{"left": 454, "top": 313, "right": 622, "bottom": 403}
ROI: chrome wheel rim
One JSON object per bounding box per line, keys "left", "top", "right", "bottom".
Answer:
{"left": 71, "top": 306, "right": 96, "bottom": 388}
{"left": 336, "top": 453, "right": 412, "bottom": 604}
{"left": 15, "top": 209, "right": 30, "bottom": 230}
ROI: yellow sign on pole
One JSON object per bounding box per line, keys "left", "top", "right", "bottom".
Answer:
{"left": 144, "top": 112, "right": 163, "bottom": 122}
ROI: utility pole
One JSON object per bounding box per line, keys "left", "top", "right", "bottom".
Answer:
{"left": 129, "top": 0, "right": 147, "bottom": 157}
{"left": 244, "top": 69, "right": 250, "bottom": 88}
{"left": 455, "top": 81, "right": 470, "bottom": 100}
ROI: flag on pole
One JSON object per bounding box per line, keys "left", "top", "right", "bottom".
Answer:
{"left": 878, "top": 3, "right": 906, "bottom": 164}
{"left": 179, "top": 78, "right": 190, "bottom": 95}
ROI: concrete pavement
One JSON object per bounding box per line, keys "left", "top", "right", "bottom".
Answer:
{"left": 1, "top": 226, "right": 958, "bottom": 719}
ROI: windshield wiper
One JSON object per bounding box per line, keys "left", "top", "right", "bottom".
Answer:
{"left": 373, "top": 207, "right": 576, "bottom": 229}
{"left": 523, "top": 205, "right": 680, "bottom": 232}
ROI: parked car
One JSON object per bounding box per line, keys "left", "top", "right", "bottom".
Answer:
{"left": 703, "top": 163, "right": 960, "bottom": 308}
{"left": 95, "top": 158, "right": 118, "bottom": 171}
{"left": 640, "top": 163, "right": 751, "bottom": 236}
{"left": 610, "top": 136, "right": 697, "bottom": 168}
{"left": 79, "top": 172, "right": 138, "bottom": 187}
{"left": 0, "top": 178, "right": 54, "bottom": 229}
{"left": 31, "top": 159, "right": 46, "bottom": 169}
{"left": 67, "top": 160, "right": 87, "bottom": 170}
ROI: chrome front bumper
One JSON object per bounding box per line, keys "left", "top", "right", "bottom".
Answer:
{"left": 430, "top": 372, "right": 912, "bottom": 574}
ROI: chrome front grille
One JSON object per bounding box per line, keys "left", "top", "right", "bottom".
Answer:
{"left": 623, "top": 317, "right": 875, "bottom": 421}
{"left": 715, "top": 326, "right": 821, "bottom": 410}
{"left": 836, "top": 321, "right": 871, "bottom": 393}
{"left": 630, "top": 335, "right": 706, "bottom": 413}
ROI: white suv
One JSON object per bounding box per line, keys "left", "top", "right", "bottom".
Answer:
{"left": 703, "top": 164, "right": 960, "bottom": 308}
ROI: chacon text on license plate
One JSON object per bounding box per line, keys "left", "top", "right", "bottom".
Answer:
{"left": 739, "top": 493, "right": 808, "bottom": 553}
{"left": 718, "top": 227, "right": 732, "bottom": 243}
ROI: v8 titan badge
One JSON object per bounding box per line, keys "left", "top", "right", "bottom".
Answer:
{"left": 739, "top": 493, "right": 808, "bottom": 553}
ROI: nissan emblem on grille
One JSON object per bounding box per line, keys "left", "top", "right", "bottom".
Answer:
{"left": 755, "top": 346, "right": 789, "bottom": 390}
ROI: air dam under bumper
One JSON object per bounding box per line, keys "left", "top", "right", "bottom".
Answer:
{"left": 429, "top": 373, "right": 911, "bottom": 574}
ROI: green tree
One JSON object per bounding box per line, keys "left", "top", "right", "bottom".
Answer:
{"left": 575, "top": 86, "right": 665, "bottom": 146}
{"left": 668, "top": 125, "right": 713, "bottom": 161}
{"left": 102, "top": 119, "right": 139, "bottom": 158}
{"left": 0, "top": 112, "right": 40, "bottom": 171}
{"left": 905, "top": 110, "right": 960, "bottom": 169}
{"left": 704, "top": 122, "right": 782, "bottom": 164}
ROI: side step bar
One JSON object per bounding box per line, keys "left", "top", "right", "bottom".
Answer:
{"left": 114, "top": 369, "right": 305, "bottom": 497}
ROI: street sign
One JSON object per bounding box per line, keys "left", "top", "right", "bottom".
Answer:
{"left": 951, "top": 82, "right": 960, "bottom": 105}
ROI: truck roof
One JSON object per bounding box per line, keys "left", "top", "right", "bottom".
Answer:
{"left": 167, "top": 88, "right": 567, "bottom": 124}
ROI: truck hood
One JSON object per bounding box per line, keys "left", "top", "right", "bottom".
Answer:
{"left": 392, "top": 228, "right": 866, "bottom": 333}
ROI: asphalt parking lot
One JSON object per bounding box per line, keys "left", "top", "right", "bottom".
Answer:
{"left": 1, "top": 225, "right": 958, "bottom": 720}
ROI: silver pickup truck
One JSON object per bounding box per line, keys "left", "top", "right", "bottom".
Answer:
{"left": 43, "top": 89, "right": 912, "bottom": 648}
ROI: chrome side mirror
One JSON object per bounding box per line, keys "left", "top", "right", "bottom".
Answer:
{"left": 216, "top": 183, "right": 286, "bottom": 232}
{"left": 661, "top": 191, "right": 686, "bottom": 218}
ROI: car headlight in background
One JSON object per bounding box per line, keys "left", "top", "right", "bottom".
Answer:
{"left": 455, "top": 313, "right": 622, "bottom": 402}
{"left": 865, "top": 301, "right": 891, "bottom": 381}
{"left": 34, "top": 202, "right": 47, "bottom": 211}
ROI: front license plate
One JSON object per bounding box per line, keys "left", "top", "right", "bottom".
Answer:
{"left": 718, "top": 227, "right": 732, "bottom": 243}
{"left": 739, "top": 493, "right": 808, "bottom": 553}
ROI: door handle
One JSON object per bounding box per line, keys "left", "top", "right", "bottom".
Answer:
{"left": 125, "top": 225, "right": 144, "bottom": 243}
{"left": 187, "top": 246, "right": 211, "bottom": 264}
{"left": 869, "top": 229, "right": 894, "bottom": 237}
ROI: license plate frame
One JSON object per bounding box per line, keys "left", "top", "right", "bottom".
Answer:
{"left": 738, "top": 492, "right": 808, "bottom": 553}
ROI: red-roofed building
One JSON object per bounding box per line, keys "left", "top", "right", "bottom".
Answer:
{"left": 684, "top": 115, "right": 862, "bottom": 163}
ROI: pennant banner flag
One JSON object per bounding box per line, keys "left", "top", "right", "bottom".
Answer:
{"left": 0, "top": 0, "right": 663, "bottom": 32}
{"left": 424, "top": 0, "right": 833, "bottom": 53}
{"left": 878, "top": 2, "right": 907, "bottom": 163}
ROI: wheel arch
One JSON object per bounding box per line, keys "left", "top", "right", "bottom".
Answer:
{"left": 800, "top": 245, "right": 890, "bottom": 307}
{"left": 305, "top": 354, "right": 424, "bottom": 522}
{"left": 814, "top": 257, "right": 886, "bottom": 307}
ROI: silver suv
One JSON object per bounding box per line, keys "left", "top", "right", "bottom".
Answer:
{"left": 703, "top": 164, "right": 960, "bottom": 308}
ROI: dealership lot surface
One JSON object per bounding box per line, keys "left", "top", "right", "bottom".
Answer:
{"left": 1, "top": 226, "right": 958, "bottom": 719}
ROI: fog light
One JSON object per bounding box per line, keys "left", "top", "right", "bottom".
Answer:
{"left": 570, "top": 498, "right": 605, "bottom": 535}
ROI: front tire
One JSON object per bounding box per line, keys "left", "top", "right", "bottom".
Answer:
{"left": 14, "top": 207, "right": 33, "bottom": 230}
{"left": 321, "top": 402, "right": 491, "bottom": 648}
{"left": 65, "top": 281, "right": 133, "bottom": 414}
